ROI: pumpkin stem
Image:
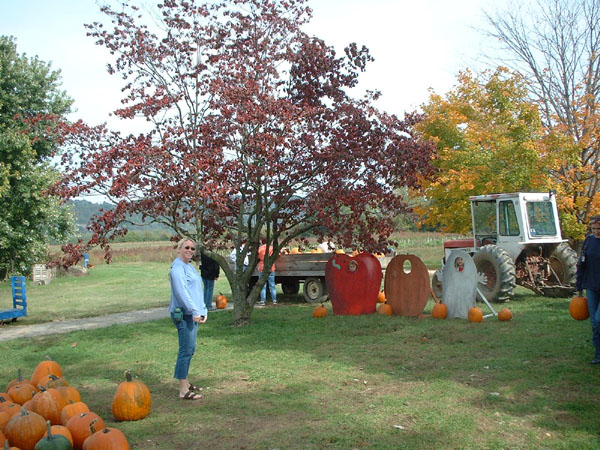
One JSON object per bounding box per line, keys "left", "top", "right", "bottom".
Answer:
{"left": 89, "top": 417, "right": 99, "bottom": 434}
{"left": 45, "top": 419, "right": 53, "bottom": 439}
{"left": 17, "top": 367, "right": 23, "bottom": 382}
{"left": 20, "top": 406, "right": 30, "bottom": 416}
{"left": 125, "top": 369, "right": 133, "bottom": 382}
{"left": 4, "top": 440, "right": 9, "bottom": 450}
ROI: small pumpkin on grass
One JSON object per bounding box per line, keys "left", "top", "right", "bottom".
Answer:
{"left": 4, "top": 407, "right": 47, "bottom": 450}
{"left": 34, "top": 420, "right": 72, "bottom": 450}
{"left": 468, "top": 307, "right": 483, "bottom": 323}
{"left": 432, "top": 303, "right": 447, "bottom": 319}
{"left": 569, "top": 296, "right": 589, "bottom": 320}
{"left": 111, "top": 370, "right": 151, "bottom": 422}
{"left": 82, "top": 424, "right": 129, "bottom": 450}
{"left": 377, "top": 302, "right": 393, "bottom": 316}
{"left": 215, "top": 294, "right": 228, "bottom": 309}
{"left": 498, "top": 308, "right": 513, "bottom": 321}
{"left": 312, "top": 304, "right": 327, "bottom": 318}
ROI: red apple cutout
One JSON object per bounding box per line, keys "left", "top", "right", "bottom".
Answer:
{"left": 325, "top": 252, "right": 382, "bottom": 315}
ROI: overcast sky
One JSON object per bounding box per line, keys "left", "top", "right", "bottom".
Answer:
{"left": 1, "top": 0, "right": 496, "bottom": 129}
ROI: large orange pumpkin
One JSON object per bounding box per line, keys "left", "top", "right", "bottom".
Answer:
{"left": 4, "top": 407, "right": 47, "bottom": 450}
{"left": 312, "top": 304, "right": 327, "bottom": 318}
{"left": 468, "top": 307, "right": 483, "bottom": 323}
{"left": 432, "top": 303, "right": 447, "bottom": 319}
{"left": 31, "top": 389, "right": 62, "bottom": 425}
{"left": 498, "top": 308, "right": 513, "bottom": 321}
{"left": 0, "top": 411, "right": 11, "bottom": 433}
{"left": 111, "top": 370, "right": 152, "bottom": 422}
{"left": 569, "top": 296, "right": 589, "bottom": 320}
{"left": 30, "top": 359, "right": 63, "bottom": 389}
{"left": 377, "top": 302, "right": 393, "bottom": 316}
{"left": 82, "top": 426, "right": 130, "bottom": 450}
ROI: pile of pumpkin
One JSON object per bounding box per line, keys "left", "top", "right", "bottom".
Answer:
{"left": 0, "top": 359, "right": 151, "bottom": 450}
{"left": 312, "top": 290, "right": 514, "bottom": 321}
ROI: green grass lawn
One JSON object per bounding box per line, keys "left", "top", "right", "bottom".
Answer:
{"left": 1, "top": 293, "right": 599, "bottom": 449}
{"left": 1, "top": 237, "right": 598, "bottom": 449}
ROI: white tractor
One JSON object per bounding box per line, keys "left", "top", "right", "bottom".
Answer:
{"left": 432, "top": 192, "right": 577, "bottom": 302}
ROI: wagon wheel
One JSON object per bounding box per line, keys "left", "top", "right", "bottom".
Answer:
{"left": 303, "top": 277, "right": 328, "bottom": 303}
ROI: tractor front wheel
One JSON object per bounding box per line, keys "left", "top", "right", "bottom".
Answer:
{"left": 473, "top": 245, "right": 516, "bottom": 303}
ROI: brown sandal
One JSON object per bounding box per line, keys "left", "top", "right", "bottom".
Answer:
{"left": 181, "top": 389, "right": 203, "bottom": 400}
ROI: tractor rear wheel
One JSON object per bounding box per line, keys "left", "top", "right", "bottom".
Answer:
{"left": 548, "top": 242, "right": 577, "bottom": 286}
{"left": 431, "top": 269, "right": 443, "bottom": 300}
{"left": 473, "top": 245, "right": 516, "bottom": 303}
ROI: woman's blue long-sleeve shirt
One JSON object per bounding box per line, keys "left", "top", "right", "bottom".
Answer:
{"left": 169, "top": 258, "right": 206, "bottom": 317}
{"left": 576, "top": 235, "right": 600, "bottom": 292}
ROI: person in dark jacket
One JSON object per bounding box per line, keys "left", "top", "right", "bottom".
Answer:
{"left": 200, "top": 253, "right": 220, "bottom": 311}
{"left": 576, "top": 215, "right": 600, "bottom": 364}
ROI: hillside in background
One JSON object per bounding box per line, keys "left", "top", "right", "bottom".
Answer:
{"left": 68, "top": 199, "right": 172, "bottom": 242}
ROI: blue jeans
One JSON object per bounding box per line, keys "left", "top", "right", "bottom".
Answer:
{"left": 586, "top": 289, "right": 600, "bottom": 358}
{"left": 202, "top": 278, "right": 215, "bottom": 309}
{"left": 172, "top": 314, "right": 198, "bottom": 380}
{"left": 259, "top": 271, "right": 277, "bottom": 302}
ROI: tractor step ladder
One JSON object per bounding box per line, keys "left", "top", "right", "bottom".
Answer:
{"left": 0, "top": 276, "right": 27, "bottom": 322}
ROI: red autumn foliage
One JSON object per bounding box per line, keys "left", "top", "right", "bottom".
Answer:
{"left": 53, "top": 0, "right": 434, "bottom": 324}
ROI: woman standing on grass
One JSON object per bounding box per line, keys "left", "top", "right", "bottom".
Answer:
{"left": 169, "top": 238, "right": 206, "bottom": 399}
{"left": 576, "top": 215, "right": 600, "bottom": 365}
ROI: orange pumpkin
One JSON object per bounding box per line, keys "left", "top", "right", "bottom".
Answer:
{"left": 569, "top": 296, "right": 589, "bottom": 320}
{"left": 61, "top": 401, "right": 90, "bottom": 426}
{"left": 0, "top": 394, "right": 12, "bottom": 404}
{"left": 4, "top": 407, "right": 46, "bottom": 450}
{"left": 30, "top": 389, "right": 62, "bottom": 425}
{"left": 37, "top": 374, "right": 69, "bottom": 390}
{"left": 66, "top": 412, "right": 106, "bottom": 450}
{"left": 7, "top": 384, "right": 36, "bottom": 405}
{"left": 432, "top": 303, "right": 447, "bottom": 319}
{"left": 6, "top": 369, "right": 34, "bottom": 393}
{"left": 377, "top": 302, "right": 393, "bottom": 316}
{"left": 215, "top": 294, "right": 228, "bottom": 309}
{"left": 498, "top": 308, "right": 513, "bottom": 321}
{"left": 468, "top": 307, "right": 483, "bottom": 323}
{"left": 312, "top": 304, "right": 327, "bottom": 318}
{"left": 82, "top": 426, "right": 130, "bottom": 450}
{"left": 30, "top": 358, "right": 63, "bottom": 389}
{"left": 376, "top": 291, "right": 386, "bottom": 303}
{"left": 0, "top": 402, "right": 20, "bottom": 419}
{"left": 111, "top": 370, "right": 152, "bottom": 421}
{"left": 0, "top": 411, "right": 11, "bottom": 433}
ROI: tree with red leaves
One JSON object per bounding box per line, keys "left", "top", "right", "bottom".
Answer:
{"left": 55, "top": 0, "right": 434, "bottom": 325}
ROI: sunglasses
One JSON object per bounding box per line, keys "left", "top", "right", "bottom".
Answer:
{"left": 184, "top": 246, "right": 195, "bottom": 251}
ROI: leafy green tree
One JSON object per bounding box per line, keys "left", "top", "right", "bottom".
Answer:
{"left": 415, "top": 68, "right": 551, "bottom": 232}
{"left": 0, "top": 36, "right": 75, "bottom": 279}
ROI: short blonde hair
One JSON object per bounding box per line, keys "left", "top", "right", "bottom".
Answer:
{"left": 177, "top": 238, "right": 195, "bottom": 249}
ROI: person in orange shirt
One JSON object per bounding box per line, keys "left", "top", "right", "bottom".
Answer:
{"left": 257, "top": 238, "right": 277, "bottom": 306}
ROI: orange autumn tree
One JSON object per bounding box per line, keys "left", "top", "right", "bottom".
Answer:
{"left": 414, "top": 68, "right": 552, "bottom": 233}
